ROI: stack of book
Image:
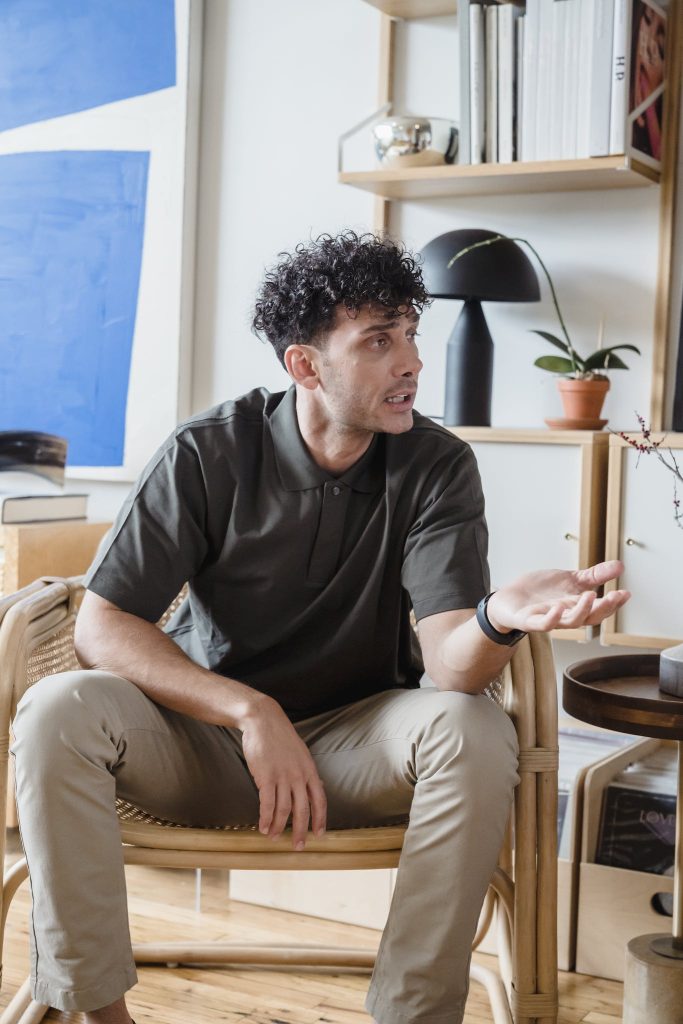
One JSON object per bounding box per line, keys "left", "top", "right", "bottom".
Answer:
{"left": 0, "top": 488, "right": 90, "bottom": 595}
{"left": 0, "top": 491, "right": 88, "bottom": 525}
{"left": 457, "top": 0, "right": 669, "bottom": 171}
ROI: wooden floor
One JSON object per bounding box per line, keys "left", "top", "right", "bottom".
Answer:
{"left": 2, "top": 831, "right": 623, "bottom": 1024}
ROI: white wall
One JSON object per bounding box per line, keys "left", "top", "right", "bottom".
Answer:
{"left": 85, "top": 0, "right": 668, "bottom": 667}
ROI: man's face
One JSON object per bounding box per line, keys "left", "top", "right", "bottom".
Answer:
{"left": 311, "top": 303, "right": 423, "bottom": 436}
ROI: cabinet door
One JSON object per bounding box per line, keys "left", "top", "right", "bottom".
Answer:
{"left": 602, "top": 436, "right": 683, "bottom": 647}
{"left": 471, "top": 442, "right": 582, "bottom": 578}
{"left": 466, "top": 435, "right": 608, "bottom": 642}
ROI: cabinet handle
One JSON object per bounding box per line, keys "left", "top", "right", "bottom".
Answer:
{"left": 625, "top": 537, "right": 644, "bottom": 547}
{"left": 563, "top": 532, "right": 579, "bottom": 542}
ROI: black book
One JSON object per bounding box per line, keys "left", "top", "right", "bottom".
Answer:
{"left": 596, "top": 784, "right": 676, "bottom": 875}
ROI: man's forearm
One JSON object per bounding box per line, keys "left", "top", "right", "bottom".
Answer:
{"left": 75, "top": 597, "right": 272, "bottom": 730}
{"left": 421, "top": 613, "right": 516, "bottom": 695}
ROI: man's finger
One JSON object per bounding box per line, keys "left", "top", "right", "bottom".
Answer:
{"left": 558, "top": 590, "right": 596, "bottom": 627}
{"left": 258, "top": 783, "right": 276, "bottom": 835}
{"left": 290, "top": 787, "right": 311, "bottom": 851}
{"left": 309, "top": 776, "right": 327, "bottom": 837}
{"left": 576, "top": 560, "right": 624, "bottom": 589}
{"left": 269, "top": 784, "right": 292, "bottom": 838}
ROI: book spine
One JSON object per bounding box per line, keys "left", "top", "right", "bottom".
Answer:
{"left": 515, "top": 14, "right": 525, "bottom": 159}
{"left": 485, "top": 3, "right": 499, "bottom": 162}
{"left": 549, "top": 0, "right": 567, "bottom": 159}
{"left": 576, "top": 0, "right": 597, "bottom": 158}
{"left": 457, "top": 0, "right": 472, "bottom": 163}
{"left": 470, "top": 4, "right": 486, "bottom": 164}
{"left": 521, "top": 0, "right": 540, "bottom": 161}
{"left": 588, "top": 0, "right": 616, "bottom": 155}
{"left": 609, "top": 0, "right": 629, "bottom": 153}
{"left": 534, "top": 0, "right": 554, "bottom": 161}
{"left": 498, "top": 3, "right": 515, "bottom": 163}
{"left": 562, "top": 0, "right": 580, "bottom": 158}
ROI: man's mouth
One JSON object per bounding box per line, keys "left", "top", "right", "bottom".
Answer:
{"left": 385, "top": 392, "right": 415, "bottom": 407}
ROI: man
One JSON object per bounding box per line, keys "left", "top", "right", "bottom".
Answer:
{"left": 13, "top": 231, "right": 629, "bottom": 1024}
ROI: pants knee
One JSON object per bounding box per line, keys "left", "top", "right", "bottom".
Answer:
{"left": 417, "top": 690, "right": 519, "bottom": 788}
{"left": 12, "top": 670, "right": 132, "bottom": 768}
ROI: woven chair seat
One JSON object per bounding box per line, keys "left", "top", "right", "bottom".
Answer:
{"left": 116, "top": 799, "right": 408, "bottom": 853}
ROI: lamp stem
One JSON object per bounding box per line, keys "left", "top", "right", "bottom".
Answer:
{"left": 444, "top": 299, "right": 493, "bottom": 427}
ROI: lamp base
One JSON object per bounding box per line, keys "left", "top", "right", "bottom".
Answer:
{"left": 443, "top": 300, "right": 493, "bottom": 427}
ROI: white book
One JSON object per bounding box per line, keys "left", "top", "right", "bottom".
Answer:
{"left": 588, "top": 0, "right": 616, "bottom": 155}
{"left": 457, "top": 0, "right": 472, "bottom": 163}
{"left": 549, "top": 0, "right": 567, "bottom": 159}
{"left": 515, "top": 15, "right": 525, "bottom": 159}
{"left": 561, "top": 0, "right": 580, "bottom": 158}
{"left": 469, "top": 4, "right": 486, "bottom": 164}
{"left": 521, "top": 0, "right": 541, "bottom": 160}
{"left": 534, "top": 0, "right": 555, "bottom": 160}
{"left": 576, "top": 0, "right": 599, "bottom": 157}
{"left": 498, "top": 3, "right": 515, "bottom": 163}
{"left": 609, "top": 0, "right": 630, "bottom": 153}
{"left": 485, "top": 3, "right": 499, "bottom": 162}
{"left": 0, "top": 492, "right": 88, "bottom": 525}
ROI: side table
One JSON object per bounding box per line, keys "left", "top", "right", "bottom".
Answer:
{"left": 563, "top": 654, "right": 683, "bottom": 1024}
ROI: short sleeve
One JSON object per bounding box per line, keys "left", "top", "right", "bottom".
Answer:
{"left": 401, "top": 443, "right": 490, "bottom": 621}
{"left": 84, "top": 434, "right": 209, "bottom": 621}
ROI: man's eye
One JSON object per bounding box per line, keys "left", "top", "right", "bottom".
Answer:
{"left": 372, "top": 336, "right": 389, "bottom": 348}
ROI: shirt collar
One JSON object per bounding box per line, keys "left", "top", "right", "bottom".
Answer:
{"left": 269, "top": 386, "right": 385, "bottom": 494}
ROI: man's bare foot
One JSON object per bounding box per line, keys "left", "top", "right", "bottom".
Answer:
{"left": 84, "top": 996, "right": 133, "bottom": 1024}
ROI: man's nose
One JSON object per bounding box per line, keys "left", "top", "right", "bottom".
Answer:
{"left": 397, "top": 341, "right": 422, "bottom": 377}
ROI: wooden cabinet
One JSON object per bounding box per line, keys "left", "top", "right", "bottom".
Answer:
{"left": 457, "top": 428, "right": 609, "bottom": 641}
{"left": 601, "top": 432, "right": 683, "bottom": 648}
{"left": 0, "top": 520, "right": 111, "bottom": 596}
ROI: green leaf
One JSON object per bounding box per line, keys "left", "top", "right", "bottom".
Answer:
{"left": 530, "top": 330, "right": 572, "bottom": 355}
{"left": 600, "top": 343, "right": 641, "bottom": 355}
{"left": 534, "top": 355, "right": 576, "bottom": 373}
{"left": 584, "top": 351, "right": 630, "bottom": 370}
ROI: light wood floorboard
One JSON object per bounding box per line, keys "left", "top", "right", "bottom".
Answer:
{"left": 2, "top": 832, "right": 623, "bottom": 1024}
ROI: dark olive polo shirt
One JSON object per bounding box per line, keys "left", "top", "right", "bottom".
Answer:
{"left": 85, "top": 386, "right": 490, "bottom": 720}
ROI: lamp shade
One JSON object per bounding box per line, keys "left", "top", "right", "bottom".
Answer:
{"left": 420, "top": 228, "right": 540, "bottom": 302}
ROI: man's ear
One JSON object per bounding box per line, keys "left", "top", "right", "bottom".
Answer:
{"left": 284, "top": 344, "right": 320, "bottom": 390}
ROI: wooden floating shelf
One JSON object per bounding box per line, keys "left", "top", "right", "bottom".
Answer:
{"left": 339, "top": 156, "right": 659, "bottom": 199}
{"left": 362, "top": 0, "right": 524, "bottom": 16}
{"left": 452, "top": 427, "right": 611, "bottom": 445}
{"left": 361, "top": 0, "right": 457, "bottom": 17}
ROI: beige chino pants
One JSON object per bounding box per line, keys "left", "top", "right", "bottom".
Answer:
{"left": 12, "top": 671, "right": 519, "bottom": 1024}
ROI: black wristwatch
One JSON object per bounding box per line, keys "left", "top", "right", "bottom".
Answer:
{"left": 476, "top": 592, "right": 527, "bottom": 647}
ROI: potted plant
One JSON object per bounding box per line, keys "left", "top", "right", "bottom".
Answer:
{"left": 447, "top": 235, "right": 641, "bottom": 426}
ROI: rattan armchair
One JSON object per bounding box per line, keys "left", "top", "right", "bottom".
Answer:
{"left": 0, "top": 577, "right": 559, "bottom": 1024}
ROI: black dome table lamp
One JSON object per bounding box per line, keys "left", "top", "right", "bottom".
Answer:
{"left": 420, "top": 229, "right": 540, "bottom": 426}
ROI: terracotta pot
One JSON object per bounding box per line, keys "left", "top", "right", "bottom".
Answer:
{"left": 557, "top": 377, "right": 610, "bottom": 421}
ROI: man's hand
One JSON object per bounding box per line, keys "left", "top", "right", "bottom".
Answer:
{"left": 240, "top": 698, "right": 327, "bottom": 850}
{"left": 485, "top": 559, "right": 630, "bottom": 634}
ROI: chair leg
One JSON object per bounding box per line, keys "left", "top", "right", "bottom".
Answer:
{"left": 469, "top": 963, "right": 513, "bottom": 1024}
{"left": 2, "top": 857, "right": 30, "bottom": 944}
{"left": 0, "top": 978, "right": 48, "bottom": 1024}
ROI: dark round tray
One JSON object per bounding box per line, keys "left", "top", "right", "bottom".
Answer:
{"left": 563, "top": 654, "right": 683, "bottom": 740}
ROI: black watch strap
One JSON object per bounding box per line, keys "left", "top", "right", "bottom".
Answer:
{"left": 476, "top": 592, "right": 527, "bottom": 647}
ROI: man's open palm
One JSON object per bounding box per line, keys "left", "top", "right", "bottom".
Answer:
{"left": 486, "top": 559, "right": 630, "bottom": 634}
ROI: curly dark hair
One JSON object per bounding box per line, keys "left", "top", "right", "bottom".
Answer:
{"left": 252, "top": 230, "right": 431, "bottom": 366}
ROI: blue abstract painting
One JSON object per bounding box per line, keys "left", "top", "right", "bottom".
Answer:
{"left": 0, "top": 0, "right": 176, "bottom": 132}
{"left": 0, "top": 151, "right": 150, "bottom": 467}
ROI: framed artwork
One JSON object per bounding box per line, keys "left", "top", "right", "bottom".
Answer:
{"left": 672, "top": 285, "right": 683, "bottom": 432}
{"left": 626, "top": 0, "right": 669, "bottom": 173}
{"left": 0, "top": 0, "right": 202, "bottom": 480}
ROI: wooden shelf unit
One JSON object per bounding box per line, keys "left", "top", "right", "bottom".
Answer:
{"left": 362, "top": 0, "right": 457, "bottom": 16}
{"left": 340, "top": 155, "right": 658, "bottom": 199}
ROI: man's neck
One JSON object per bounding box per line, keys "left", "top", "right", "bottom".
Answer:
{"left": 295, "top": 389, "right": 373, "bottom": 476}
